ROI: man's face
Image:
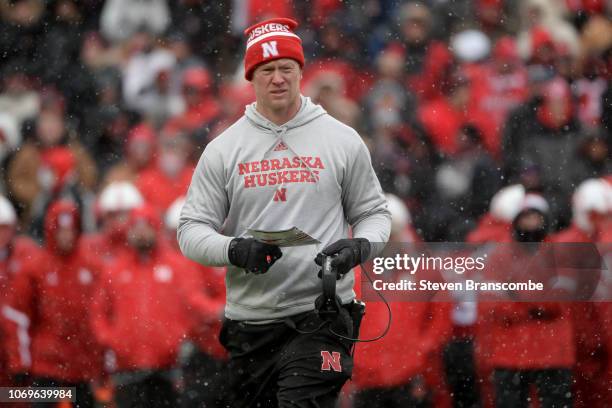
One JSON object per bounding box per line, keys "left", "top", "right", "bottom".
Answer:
{"left": 55, "top": 226, "right": 77, "bottom": 254}
{"left": 251, "top": 59, "right": 301, "bottom": 112}
{"left": 103, "top": 210, "right": 131, "bottom": 238}
{"left": 127, "top": 219, "right": 157, "bottom": 252}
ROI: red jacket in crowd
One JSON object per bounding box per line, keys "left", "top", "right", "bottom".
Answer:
{"left": 418, "top": 94, "right": 498, "bottom": 157}
{"left": 597, "top": 222, "right": 612, "bottom": 396}
{"left": 402, "top": 41, "right": 454, "bottom": 102}
{"left": 478, "top": 244, "right": 575, "bottom": 370}
{"left": 136, "top": 163, "right": 195, "bottom": 213}
{"left": 82, "top": 231, "right": 129, "bottom": 267}
{"left": 91, "top": 244, "right": 192, "bottom": 371}
{"left": 3, "top": 201, "right": 104, "bottom": 383}
{"left": 353, "top": 300, "right": 450, "bottom": 390}
{"left": 551, "top": 225, "right": 611, "bottom": 407}
{"left": 302, "top": 60, "right": 374, "bottom": 102}
{"left": 174, "top": 255, "right": 227, "bottom": 361}
{"left": 0, "top": 236, "right": 40, "bottom": 384}
{"left": 466, "top": 213, "right": 513, "bottom": 244}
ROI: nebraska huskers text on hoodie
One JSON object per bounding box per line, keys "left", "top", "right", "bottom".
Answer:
{"left": 178, "top": 96, "right": 391, "bottom": 321}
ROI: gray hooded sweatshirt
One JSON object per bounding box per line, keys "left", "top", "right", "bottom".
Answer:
{"left": 178, "top": 95, "right": 390, "bottom": 321}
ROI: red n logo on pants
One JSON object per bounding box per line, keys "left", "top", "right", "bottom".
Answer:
{"left": 273, "top": 188, "right": 287, "bottom": 202}
{"left": 320, "top": 351, "right": 342, "bottom": 372}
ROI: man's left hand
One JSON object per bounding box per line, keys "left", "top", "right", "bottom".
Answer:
{"left": 314, "top": 238, "right": 371, "bottom": 278}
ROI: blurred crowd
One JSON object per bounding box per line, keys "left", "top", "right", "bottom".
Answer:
{"left": 0, "top": 0, "right": 611, "bottom": 407}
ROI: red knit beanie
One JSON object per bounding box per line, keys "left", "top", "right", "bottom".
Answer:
{"left": 243, "top": 17, "right": 304, "bottom": 81}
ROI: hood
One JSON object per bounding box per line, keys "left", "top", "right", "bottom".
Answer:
{"left": 44, "top": 200, "right": 80, "bottom": 254}
{"left": 244, "top": 95, "right": 326, "bottom": 133}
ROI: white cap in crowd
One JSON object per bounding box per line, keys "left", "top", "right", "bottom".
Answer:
{"left": 385, "top": 193, "right": 411, "bottom": 236}
{"left": 451, "top": 29, "right": 491, "bottom": 62}
{"left": 98, "top": 182, "right": 144, "bottom": 213}
{"left": 518, "top": 193, "right": 550, "bottom": 215}
{"left": 165, "top": 196, "right": 185, "bottom": 231}
{"left": 490, "top": 184, "right": 526, "bottom": 222}
{"left": 0, "top": 195, "right": 17, "bottom": 226}
{"left": 572, "top": 178, "right": 612, "bottom": 232}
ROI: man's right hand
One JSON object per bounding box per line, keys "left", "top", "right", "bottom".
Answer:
{"left": 228, "top": 238, "right": 282, "bottom": 274}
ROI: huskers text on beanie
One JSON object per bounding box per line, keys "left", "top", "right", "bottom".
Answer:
{"left": 243, "top": 17, "right": 304, "bottom": 80}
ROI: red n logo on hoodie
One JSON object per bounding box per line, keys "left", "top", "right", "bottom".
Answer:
{"left": 273, "top": 188, "right": 287, "bottom": 202}
{"left": 320, "top": 351, "right": 342, "bottom": 372}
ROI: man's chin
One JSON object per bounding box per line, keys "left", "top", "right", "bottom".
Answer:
{"left": 268, "top": 99, "right": 290, "bottom": 111}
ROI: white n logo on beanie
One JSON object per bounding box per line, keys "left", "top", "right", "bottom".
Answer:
{"left": 262, "top": 41, "right": 279, "bottom": 58}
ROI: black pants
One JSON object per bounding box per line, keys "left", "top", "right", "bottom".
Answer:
{"left": 443, "top": 338, "right": 481, "bottom": 408}
{"left": 181, "top": 348, "right": 229, "bottom": 408}
{"left": 493, "top": 369, "right": 573, "bottom": 408}
{"left": 114, "top": 371, "right": 178, "bottom": 408}
{"left": 220, "top": 302, "right": 364, "bottom": 408}
{"left": 353, "top": 379, "right": 430, "bottom": 408}
{"left": 31, "top": 377, "right": 94, "bottom": 408}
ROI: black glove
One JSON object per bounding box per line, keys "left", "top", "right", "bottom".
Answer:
{"left": 314, "top": 238, "right": 371, "bottom": 278}
{"left": 228, "top": 238, "right": 282, "bottom": 274}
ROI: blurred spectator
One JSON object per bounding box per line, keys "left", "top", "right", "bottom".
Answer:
{"left": 209, "top": 82, "right": 256, "bottom": 139}
{"left": 501, "top": 63, "right": 555, "bottom": 176}
{"left": 503, "top": 76, "right": 585, "bottom": 228}
{"left": 391, "top": 2, "right": 454, "bottom": 102}
{"left": 0, "top": 196, "right": 38, "bottom": 386}
{"left": 91, "top": 205, "right": 191, "bottom": 408}
{"left": 363, "top": 47, "right": 417, "bottom": 133}
{"left": 427, "top": 124, "right": 501, "bottom": 240}
{"left": 472, "top": 37, "right": 530, "bottom": 134}
{"left": 551, "top": 178, "right": 612, "bottom": 407}
{"left": 100, "top": 0, "right": 170, "bottom": 44}
{"left": 571, "top": 128, "right": 612, "bottom": 184}
{"left": 306, "top": 72, "right": 360, "bottom": 128}
{"left": 0, "top": 70, "right": 40, "bottom": 130}
{"left": 480, "top": 196, "right": 575, "bottom": 408}
{"left": 169, "top": 1, "right": 235, "bottom": 72}
{"left": 301, "top": 16, "right": 373, "bottom": 102}
{"left": 83, "top": 102, "right": 136, "bottom": 175}
{"left": 475, "top": 0, "right": 518, "bottom": 39}
{"left": 103, "top": 123, "right": 157, "bottom": 187}
{"left": 516, "top": 0, "right": 580, "bottom": 60}
{"left": 164, "top": 197, "right": 229, "bottom": 408}
{"left": 164, "top": 67, "right": 221, "bottom": 146}
{"left": 0, "top": 0, "right": 46, "bottom": 77}
{"left": 467, "top": 183, "right": 526, "bottom": 244}
{"left": 165, "top": 30, "right": 207, "bottom": 90}
{"left": 84, "top": 182, "right": 144, "bottom": 266}
{"left": 514, "top": 78, "right": 581, "bottom": 228}
{"left": 136, "top": 130, "right": 194, "bottom": 213}
{"left": 34, "top": 0, "right": 96, "bottom": 118}
{"left": 369, "top": 124, "right": 437, "bottom": 234}
{"left": 122, "top": 32, "right": 176, "bottom": 115}
{"left": 6, "top": 110, "right": 97, "bottom": 235}
{"left": 459, "top": 184, "right": 531, "bottom": 408}
{"left": 3, "top": 200, "right": 104, "bottom": 407}
{"left": 418, "top": 68, "right": 498, "bottom": 156}
{"left": 0, "top": 114, "right": 21, "bottom": 187}
{"left": 353, "top": 196, "right": 451, "bottom": 408}
{"left": 80, "top": 31, "right": 124, "bottom": 72}
{"left": 572, "top": 16, "right": 612, "bottom": 128}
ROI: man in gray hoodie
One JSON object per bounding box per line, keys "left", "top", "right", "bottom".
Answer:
{"left": 178, "top": 17, "right": 391, "bottom": 407}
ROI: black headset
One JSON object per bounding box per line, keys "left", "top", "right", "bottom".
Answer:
{"left": 288, "top": 255, "right": 392, "bottom": 343}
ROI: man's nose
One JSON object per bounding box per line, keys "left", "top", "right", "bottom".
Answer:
{"left": 271, "top": 69, "right": 284, "bottom": 83}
